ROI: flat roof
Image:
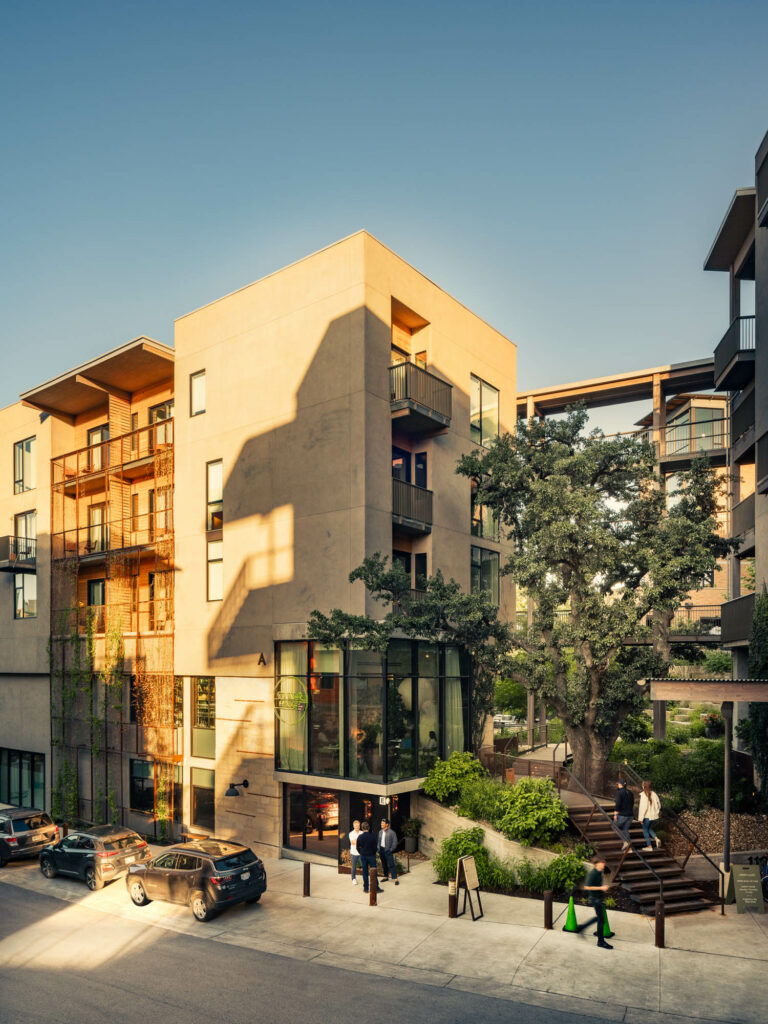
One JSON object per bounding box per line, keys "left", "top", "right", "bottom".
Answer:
{"left": 516, "top": 358, "right": 716, "bottom": 417}
{"left": 20, "top": 336, "right": 174, "bottom": 419}
{"left": 704, "top": 188, "right": 756, "bottom": 272}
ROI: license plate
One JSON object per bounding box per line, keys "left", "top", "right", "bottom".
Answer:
{"left": 241, "top": 871, "right": 250, "bottom": 880}
{"left": 125, "top": 856, "right": 135, "bottom": 864}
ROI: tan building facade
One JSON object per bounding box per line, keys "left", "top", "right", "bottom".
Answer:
{"left": 0, "top": 232, "right": 516, "bottom": 864}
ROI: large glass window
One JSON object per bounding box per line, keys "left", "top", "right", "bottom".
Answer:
{"left": 276, "top": 642, "right": 309, "bottom": 772}
{"left": 0, "top": 748, "right": 44, "bottom": 807}
{"left": 470, "top": 375, "right": 499, "bottom": 447}
{"left": 191, "top": 677, "right": 215, "bottom": 758}
{"left": 88, "top": 424, "right": 109, "bottom": 471}
{"left": 14, "top": 574, "right": 36, "bottom": 619}
{"left": 309, "top": 646, "right": 342, "bottom": 776}
{"left": 191, "top": 767, "right": 215, "bottom": 832}
{"left": 207, "top": 460, "right": 223, "bottom": 531}
{"left": 387, "top": 641, "right": 415, "bottom": 781}
{"left": 471, "top": 481, "right": 499, "bottom": 541}
{"left": 471, "top": 545, "right": 500, "bottom": 605}
{"left": 14, "top": 510, "right": 36, "bottom": 559}
{"left": 190, "top": 370, "right": 206, "bottom": 416}
{"left": 285, "top": 783, "right": 340, "bottom": 857}
{"left": 130, "top": 760, "right": 154, "bottom": 813}
{"left": 444, "top": 646, "right": 467, "bottom": 757}
{"left": 149, "top": 400, "right": 174, "bottom": 447}
{"left": 347, "top": 650, "right": 385, "bottom": 783}
{"left": 13, "top": 436, "right": 36, "bottom": 493}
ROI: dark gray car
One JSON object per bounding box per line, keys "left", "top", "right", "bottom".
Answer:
{"left": 0, "top": 808, "right": 59, "bottom": 866}
{"left": 40, "top": 825, "right": 151, "bottom": 890}
{"left": 126, "top": 839, "right": 267, "bottom": 921}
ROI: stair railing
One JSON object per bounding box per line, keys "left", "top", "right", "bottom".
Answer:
{"left": 563, "top": 765, "right": 665, "bottom": 910}
{"left": 612, "top": 760, "right": 725, "bottom": 915}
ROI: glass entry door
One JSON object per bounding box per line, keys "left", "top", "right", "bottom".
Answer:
{"left": 285, "top": 784, "right": 340, "bottom": 858}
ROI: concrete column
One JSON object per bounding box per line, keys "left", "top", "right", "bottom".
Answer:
{"left": 722, "top": 701, "right": 733, "bottom": 873}
{"left": 652, "top": 374, "right": 666, "bottom": 460}
{"left": 526, "top": 395, "right": 535, "bottom": 421}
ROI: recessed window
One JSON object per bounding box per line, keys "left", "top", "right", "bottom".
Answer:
{"left": 192, "top": 678, "right": 215, "bottom": 758}
{"left": 14, "top": 511, "right": 36, "bottom": 560}
{"left": 130, "top": 759, "right": 155, "bottom": 813}
{"left": 471, "top": 481, "right": 499, "bottom": 541}
{"left": 87, "top": 424, "right": 109, "bottom": 472}
{"left": 191, "top": 767, "right": 215, "bottom": 832}
{"left": 14, "top": 574, "right": 36, "bottom": 619}
{"left": 207, "top": 460, "right": 223, "bottom": 531}
{"left": 470, "top": 546, "right": 499, "bottom": 605}
{"left": 190, "top": 371, "right": 206, "bottom": 416}
{"left": 13, "top": 436, "right": 36, "bottom": 494}
{"left": 470, "top": 375, "right": 499, "bottom": 447}
{"left": 0, "top": 748, "right": 44, "bottom": 807}
{"left": 207, "top": 540, "right": 223, "bottom": 601}
{"left": 414, "top": 452, "right": 428, "bottom": 489}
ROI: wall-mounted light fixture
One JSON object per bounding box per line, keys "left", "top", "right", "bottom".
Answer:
{"left": 225, "top": 779, "right": 249, "bottom": 797}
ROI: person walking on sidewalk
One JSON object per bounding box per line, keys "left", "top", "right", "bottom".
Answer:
{"left": 583, "top": 857, "right": 614, "bottom": 950}
{"left": 349, "top": 819, "right": 362, "bottom": 885}
{"left": 638, "top": 780, "right": 662, "bottom": 852}
{"left": 613, "top": 778, "right": 634, "bottom": 849}
{"left": 357, "top": 822, "right": 382, "bottom": 894}
{"left": 377, "top": 819, "right": 399, "bottom": 885}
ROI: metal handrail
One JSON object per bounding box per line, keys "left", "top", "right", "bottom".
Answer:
{"left": 563, "top": 765, "right": 665, "bottom": 908}
{"left": 613, "top": 760, "right": 725, "bottom": 914}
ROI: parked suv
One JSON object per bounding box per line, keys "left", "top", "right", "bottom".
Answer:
{"left": 126, "top": 839, "right": 267, "bottom": 921}
{"left": 40, "top": 825, "right": 151, "bottom": 890}
{"left": 0, "top": 808, "right": 59, "bottom": 867}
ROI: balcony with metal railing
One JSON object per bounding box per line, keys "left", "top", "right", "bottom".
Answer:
{"left": 721, "top": 592, "right": 755, "bottom": 647}
{"left": 0, "top": 536, "right": 37, "bottom": 573}
{"left": 714, "top": 315, "right": 755, "bottom": 391}
{"left": 389, "top": 362, "right": 452, "bottom": 434}
{"left": 58, "top": 598, "right": 174, "bottom": 637}
{"left": 392, "top": 477, "right": 433, "bottom": 534}
{"left": 52, "top": 511, "right": 172, "bottom": 563}
{"left": 731, "top": 491, "right": 755, "bottom": 555}
{"left": 52, "top": 420, "right": 174, "bottom": 493}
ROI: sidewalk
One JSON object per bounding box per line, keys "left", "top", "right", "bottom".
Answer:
{"left": 1, "top": 852, "right": 767, "bottom": 1023}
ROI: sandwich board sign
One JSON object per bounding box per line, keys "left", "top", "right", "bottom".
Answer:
{"left": 455, "top": 855, "right": 484, "bottom": 921}
{"left": 725, "top": 864, "right": 764, "bottom": 914}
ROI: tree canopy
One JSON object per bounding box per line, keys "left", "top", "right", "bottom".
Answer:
{"left": 457, "top": 406, "right": 731, "bottom": 789}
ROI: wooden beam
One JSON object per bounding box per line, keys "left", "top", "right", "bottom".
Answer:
{"left": 75, "top": 374, "right": 132, "bottom": 403}
{"left": 642, "top": 678, "right": 768, "bottom": 702}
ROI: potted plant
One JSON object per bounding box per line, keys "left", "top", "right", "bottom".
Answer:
{"left": 704, "top": 712, "right": 724, "bottom": 738}
{"left": 401, "top": 817, "right": 422, "bottom": 853}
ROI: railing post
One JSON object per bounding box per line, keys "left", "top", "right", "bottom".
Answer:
{"left": 369, "top": 867, "right": 378, "bottom": 906}
{"left": 543, "top": 889, "right": 553, "bottom": 929}
{"left": 655, "top": 899, "right": 665, "bottom": 948}
{"left": 303, "top": 861, "right": 310, "bottom": 897}
{"left": 448, "top": 880, "right": 457, "bottom": 918}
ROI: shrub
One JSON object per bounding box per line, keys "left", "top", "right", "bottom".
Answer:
{"left": 704, "top": 650, "right": 732, "bottom": 675}
{"left": 496, "top": 778, "right": 568, "bottom": 847}
{"left": 689, "top": 719, "right": 706, "bottom": 739}
{"left": 619, "top": 713, "right": 652, "bottom": 742}
{"left": 423, "top": 752, "right": 488, "bottom": 805}
{"left": 431, "top": 827, "right": 514, "bottom": 889}
{"left": 494, "top": 678, "right": 528, "bottom": 717}
{"left": 514, "top": 852, "right": 586, "bottom": 894}
{"left": 456, "top": 777, "right": 509, "bottom": 824}
{"left": 668, "top": 724, "right": 691, "bottom": 745}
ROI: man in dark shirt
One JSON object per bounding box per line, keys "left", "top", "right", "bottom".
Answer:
{"left": 355, "top": 821, "right": 382, "bottom": 894}
{"left": 583, "top": 857, "right": 614, "bottom": 949}
{"left": 614, "top": 779, "right": 634, "bottom": 848}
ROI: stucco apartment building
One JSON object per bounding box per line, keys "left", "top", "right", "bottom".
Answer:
{"left": 0, "top": 232, "right": 516, "bottom": 863}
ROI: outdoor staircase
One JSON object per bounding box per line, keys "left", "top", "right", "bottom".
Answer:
{"left": 569, "top": 805, "right": 713, "bottom": 915}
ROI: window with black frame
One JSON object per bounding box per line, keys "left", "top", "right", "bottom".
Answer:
{"left": 191, "top": 677, "right": 215, "bottom": 758}
{"left": 191, "top": 767, "right": 214, "bottom": 832}
{"left": 130, "top": 760, "right": 154, "bottom": 813}
{"left": 0, "top": 748, "right": 44, "bottom": 807}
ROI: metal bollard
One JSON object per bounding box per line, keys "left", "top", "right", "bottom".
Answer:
{"left": 655, "top": 900, "right": 665, "bottom": 949}
{"left": 303, "top": 861, "right": 310, "bottom": 897}
{"left": 543, "top": 889, "right": 553, "bottom": 929}
{"left": 369, "top": 867, "right": 378, "bottom": 906}
{"left": 448, "top": 880, "right": 457, "bottom": 919}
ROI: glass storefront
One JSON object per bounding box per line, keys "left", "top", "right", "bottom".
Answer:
{"left": 275, "top": 640, "right": 470, "bottom": 784}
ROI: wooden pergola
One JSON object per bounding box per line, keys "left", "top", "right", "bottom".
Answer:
{"left": 639, "top": 678, "right": 768, "bottom": 872}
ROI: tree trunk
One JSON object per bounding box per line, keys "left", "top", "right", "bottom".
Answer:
{"left": 566, "top": 726, "right": 613, "bottom": 796}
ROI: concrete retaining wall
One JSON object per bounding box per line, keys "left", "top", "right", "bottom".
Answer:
{"left": 411, "top": 793, "right": 562, "bottom": 867}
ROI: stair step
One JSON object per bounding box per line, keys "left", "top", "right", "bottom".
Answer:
{"left": 618, "top": 866, "right": 686, "bottom": 879}
{"left": 622, "top": 878, "right": 697, "bottom": 893}
{"left": 628, "top": 887, "right": 704, "bottom": 903}
{"left": 659, "top": 900, "right": 713, "bottom": 915}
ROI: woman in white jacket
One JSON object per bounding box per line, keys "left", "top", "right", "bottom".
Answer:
{"left": 638, "top": 780, "right": 661, "bottom": 851}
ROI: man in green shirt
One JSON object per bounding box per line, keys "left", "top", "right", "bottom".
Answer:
{"left": 582, "top": 857, "right": 614, "bottom": 950}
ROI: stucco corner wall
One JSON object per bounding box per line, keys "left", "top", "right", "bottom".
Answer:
{"left": 410, "top": 793, "right": 562, "bottom": 868}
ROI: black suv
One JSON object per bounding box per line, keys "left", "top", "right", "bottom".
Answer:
{"left": 126, "top": 839, "right": 267, "bottom": 921}
{"left": 0, "top": 808, "right": 59, "bottom": 866}
{"left": 40, "top": 825, "right": 151, "bottom": 890}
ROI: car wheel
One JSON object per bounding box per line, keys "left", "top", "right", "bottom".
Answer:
{"left": 191, "top": 891, "right": 214, "bottom": 922}
{"left": 84, "top": 866, "right": 104, "bottom": 891}
{"left": 129, "top": 880, "right": 151, "bottom": 905}
{"left": 129, "top": 880, "right": 151, "bottom": 906}
{"left": 245, "top": 893, "right": 261, "bottom": 904}
{"left": 40, "top": 857, "right": 57, "bottom": 879}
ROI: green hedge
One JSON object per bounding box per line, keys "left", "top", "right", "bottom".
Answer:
{"left": 422, "top": 751, "right": 488, "bottom": 805}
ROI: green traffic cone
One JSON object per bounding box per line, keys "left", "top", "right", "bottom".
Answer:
{"left": 603, "top": 908, "right": 613, "bottom": 937}
{"left": 562, "top": 894, "right": 579, "bottom": 932}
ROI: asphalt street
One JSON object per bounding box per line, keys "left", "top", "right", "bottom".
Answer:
{"left": 0, "top": 885, "right": 626, "bottom": 1024}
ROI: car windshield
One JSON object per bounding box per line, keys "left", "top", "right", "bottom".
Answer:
{"left": 13, "top": 813, "right": 54, "bottom": 833}
{"left": 214, "top": 851, "right": 259, "bottom": 872}
{"left": 102, "top": 834, "right": 143, "bottom": 852}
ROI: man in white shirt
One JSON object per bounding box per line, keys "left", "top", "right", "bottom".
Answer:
{"left": 348, "top": 819, "right": 362, "bottom": 885}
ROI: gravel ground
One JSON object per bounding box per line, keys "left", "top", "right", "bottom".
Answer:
{"left": 664, "top": 807, "right": 768, "bottom": 856}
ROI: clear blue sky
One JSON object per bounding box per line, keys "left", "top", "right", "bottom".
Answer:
{"left": 2, "top": 0, "right": 767, "bottom": 426}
